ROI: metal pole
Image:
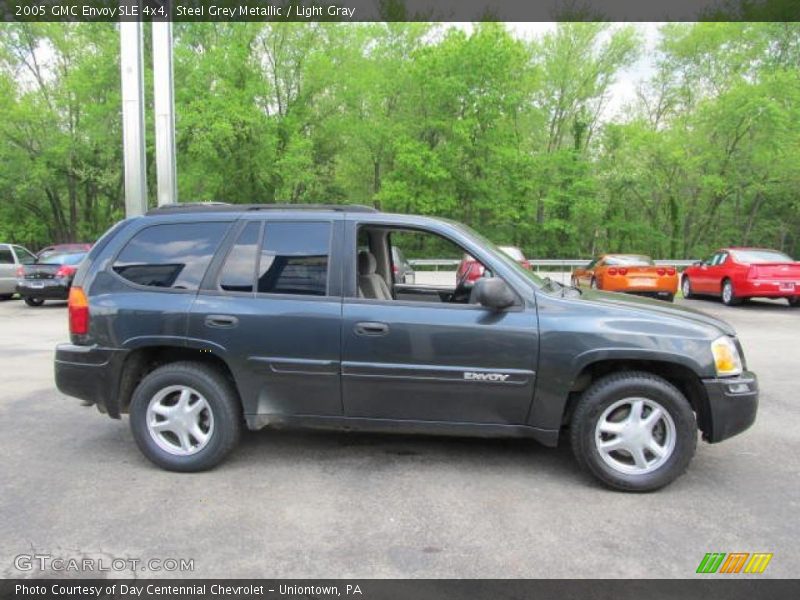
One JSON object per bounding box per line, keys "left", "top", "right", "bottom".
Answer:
{"left": 120, "top": 16, "right": 148, "bottom": 217}
{"left": 152, "top": 18, "right": 178, "bottom": 206}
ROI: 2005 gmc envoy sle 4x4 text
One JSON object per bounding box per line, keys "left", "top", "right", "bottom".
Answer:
{"left": 55, "top": 204, "right": 758, "bottom": 491}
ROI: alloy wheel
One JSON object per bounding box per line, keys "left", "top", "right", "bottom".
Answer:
{"left": 594, "top": 397, "right": 676, "bottom": 475}
{"left": 146, "top": 385, "right": 215, "bottom": 456}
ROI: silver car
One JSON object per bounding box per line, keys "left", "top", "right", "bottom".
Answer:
{"left": 0, "top": 243, "right": 37, "bottom": 299}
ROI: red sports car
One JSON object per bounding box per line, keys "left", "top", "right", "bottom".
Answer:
{"left": 681, "top": 247, "right": 800, "bottom": 306}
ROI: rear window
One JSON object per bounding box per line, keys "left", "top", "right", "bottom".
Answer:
{"left": 730, "top": 249, "right": 793, "bottom": 264}
{"left": 257, "top": 222, "right": 331, "bottom": 296}
{"left": 605, "top": 255, "right": 654, "bottom": 266}
{"left": 40, "top": 252, "right": 87, "bottom": 266}
{"left": 113, "top": 222, "right": 228, "bottom": 290}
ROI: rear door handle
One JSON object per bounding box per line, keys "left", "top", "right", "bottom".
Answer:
{"left": 205, "top": 314, "right": 239, "bottom": 328}
{"left": 354, "top": 322, "right": 389, "bottom": 336}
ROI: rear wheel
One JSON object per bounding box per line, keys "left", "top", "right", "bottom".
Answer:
{"left": 681, "top": 276, "right": 694, "bottom": 299}
{"left": 789, "top": 297, "right": 799, "bottom": 307}
{"left": 570, "top": 371, "right": 697, "bottom": 492}
{"left": 129, "top": 362, "right": 242, "bottom": 472}
{"left": 721, "top": 279, "right": 742, "bottom": 306}
{"left": 660, "top": 293, "right": 675, "bottom": 303}
{"left": 0, "top": 294, "right": 13, "bottom": 301}
{"left": 23, "top": 297, "right": 44, "bottom": 307}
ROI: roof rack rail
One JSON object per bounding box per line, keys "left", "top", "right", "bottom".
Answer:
{"left": 146, "top": 203, "right": 378, "bottom": 215}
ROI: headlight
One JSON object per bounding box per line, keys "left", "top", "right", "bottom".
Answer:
{"left": 711, "top": 336, "right": 743, "bottom": 377}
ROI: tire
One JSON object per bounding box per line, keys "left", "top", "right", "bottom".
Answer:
{"left": 660, "top": 293, "right": 675, "bottom": 303}
{"left": 788, "top": 297, "right": 799, "bottom": 307}
{"left": 590, "top": 277, "right": 598, "bottom": 290}
{"left": 681, "top": 276, "right": 694, "bottom": 299}
{"left": 721, "top": 279, "right": 741, "bottom": 306}
{"left": 23, "top": 296, "right": 44, "bottom": 307}
{"left": 0, "top": 294, "right": 13, "bottom": 301}
{"left": 129, "top": 362, "right": 242, "bottom": 472}
{"left": 570, "top": 371, "right": 697, "bottom": 492}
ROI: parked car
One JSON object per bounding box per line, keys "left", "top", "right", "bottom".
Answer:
{"left": 682, "top": 247, "right": 800, "bottom": 306}
{"left": 457, "top": 245, "right": 530, "bottom": 284}
{"left": 391, "top": 246, "right": 415, "bottom": 284}
{"left": 37, "top": 243, "right": 92, "bottom": 261}
{"left": 55, "top": 204, "right": 757, "bottom": 491}
{"left": 16, "top": 251, "right": 88, "bottom": 306}
{"left": 572, "top": 254, "right": 678, "bottom": 302}
{"left": 0, "top": 243, "right": 37, "bottom": 299}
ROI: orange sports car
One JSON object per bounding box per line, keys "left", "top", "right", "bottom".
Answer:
{"left": 572, "top": 254, "right": 679, "bottom": 301}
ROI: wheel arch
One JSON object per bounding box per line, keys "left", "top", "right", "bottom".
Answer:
{"left": 115, "top": 343, "right": 240, "bottom": 416}
{"left": 561, "top": 357, "right": 711, "bottom": 442}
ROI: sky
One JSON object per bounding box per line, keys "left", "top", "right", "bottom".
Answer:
{"left": 455, "top": 22, "right": 663, "bottom": 119}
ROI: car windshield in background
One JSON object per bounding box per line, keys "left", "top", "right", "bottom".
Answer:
{"left": 499, "top": 246, "right": 525, "bottom": 261}
{"left": 731, "top": 249, "right": 794, "bottom": 263}
{"left": 605, "top": 255, "right": 654, "bottom": 266}
{"left": 39, "top": 252, "right": 87, "bottom": 266}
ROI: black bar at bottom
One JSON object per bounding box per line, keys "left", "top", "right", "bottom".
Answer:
{"left": 1, "top": 579, "right": 799, "bottom": 600}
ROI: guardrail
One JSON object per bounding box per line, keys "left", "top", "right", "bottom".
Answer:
{"left": 409, "top": 258, "right": 698, "bottom": 270}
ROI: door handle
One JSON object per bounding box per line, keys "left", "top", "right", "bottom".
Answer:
{"left": 205, "top": 314, "right": 239, "bottom": 328}
{"left": 354, "top": 322, "right": 389, "bottom": 336}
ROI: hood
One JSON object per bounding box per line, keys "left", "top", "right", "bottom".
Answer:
{"left": 579, "top": 289, "right": 736, "bottom": 336}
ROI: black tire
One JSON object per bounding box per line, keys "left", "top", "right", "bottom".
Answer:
{"left": 721, "top": 278, "right": 741, "bottom": 306}
{"left": 660, "top": 293, "right": 675, "bottom": 303}
{"left": 788, "top": 297, "right": 799, "bottom": 307}
{"left": 129, "top": 362, "right": 242, "bottom": 472}
{"left": 0, "top": 294, "right": 13, "bottom": 301}
{"left": 681, "top": 276, "right": 694, "bottom": 299}
{"left": 23, "top": 296, "right": 44, "bottom": 307}
{"left": 570, "top": 371, "right": 697, "bottom": 492}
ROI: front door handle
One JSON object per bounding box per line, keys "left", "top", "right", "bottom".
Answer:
{"left": 354, "top": 322, "right": 389, "bottom": 336}
{"left": 205, "top": 314, "right": 239, "bottom": 328}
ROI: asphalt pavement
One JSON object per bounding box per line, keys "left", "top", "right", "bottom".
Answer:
{"left": 0, "top": 295, "right": 798, "bottom": 578}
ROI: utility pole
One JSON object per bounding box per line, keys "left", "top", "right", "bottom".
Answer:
{"left": 152, "top": 17, "right": 178, "bottom": 206}
{"left": 120, "top": 11, "right": 148, "bottom": 217}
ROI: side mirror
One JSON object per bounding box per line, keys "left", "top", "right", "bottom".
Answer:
{"left": 472, "top": 278, "right": 516, "bottom": 311}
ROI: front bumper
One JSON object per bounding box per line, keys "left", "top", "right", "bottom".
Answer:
{"left": 701, "top": 371, "right": 758, "bottom": 443}
{"left": 17, "top": 279, "right": 69, "bottom": 299}
{"left": 54, "top": 343, "right": 128, "bottom": 418}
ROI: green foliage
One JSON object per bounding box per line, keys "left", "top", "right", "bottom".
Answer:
{"left": 0, "top": 22, "right": 798, "bottom": 259}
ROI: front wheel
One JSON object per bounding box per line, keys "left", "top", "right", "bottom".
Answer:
{"left": 681, "top": 276, "right": 694, "bottom": 299}
{"left": 570, "top": 371, "right": 697, "bottom": 492}
{"left": 23, "top": 296, "right": 44, "bottom": 307}
{"left": 129, "top": 362, "right": 242, "bottom": 472}
{"left": 721, "top": 279, "right": 742, "bottom": 306}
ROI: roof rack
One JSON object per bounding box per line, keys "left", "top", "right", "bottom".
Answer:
{"left": 146, "top": 203, "right": 378, "bottom": 215}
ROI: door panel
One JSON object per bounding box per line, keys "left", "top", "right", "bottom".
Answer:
{"left": 341, "top": 301, "right": 538, "bottom": 424}
{"left": 189, "top": 294, "right": 342, "bottom": 417}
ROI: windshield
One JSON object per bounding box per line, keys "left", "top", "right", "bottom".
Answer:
{"left": 40, "top": 252, "right": 87, "bottom": 266}
{"left": 452, "top": 223, "right": 547, "bottom": 287}
{"left": 604, "top": 255, "right": 654, "bottom": 266}
{"left": 730, "top": 249, "right": 793, "bottom": 264}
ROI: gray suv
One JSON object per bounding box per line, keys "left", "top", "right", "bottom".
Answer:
{"left": 55, "top": 204, "right": 758, "bottom": 491}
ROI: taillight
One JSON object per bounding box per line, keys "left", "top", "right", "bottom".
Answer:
{"left": 657, "top": 268, "right": 666, "bottom": 276}
{"left": 16, "top": 266, "right": 24, "bottom": 278}
{"left": 608, "top": 268, "right": 618, "bottom": 276}
{"left": 68, "top": 287, "right": 89, "bottom": 335}
{"left": 521, "top": 260, "right": 531, "bottom": 270}
{"left": 56, "top": 265, "right": 77, "bottom": 278}
{"left": 666, "top": 267, "right": 676, "bottom": 276}
{"left": 618, "top": 268, "right": 628, "bottom": 275}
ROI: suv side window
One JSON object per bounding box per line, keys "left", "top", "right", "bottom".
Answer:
{"left": 219, "top": 222, "right": 260, "bottom": 293}
{"left": 257, "top": 221, "right": 331, "bottom": 296}
{"left": 113, "top": 222, "right": 228, "bottom": 290}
